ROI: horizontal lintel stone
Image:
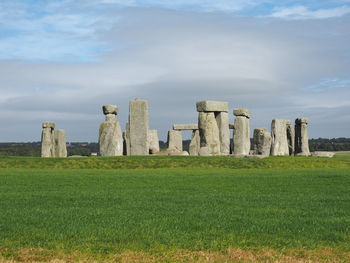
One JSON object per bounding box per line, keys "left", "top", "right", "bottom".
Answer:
{"left": 196, "top": 101, "right": 228, "bottom": 112}
{"left": 173, "top": 124, "right": 198, "bottom": 130}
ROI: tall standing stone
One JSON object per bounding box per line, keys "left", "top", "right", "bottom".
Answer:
{"left": 253, "top": 128, "right": 271, "bottom": 156}
{"left": 41, "top": 122, "right": 56, "bottom": 157}
{"left": 295, "top": 118, "right": 310, "bottom": 156}
{"left": 129, "top": 99, "right": 149, "bottom": 155}
{"left": 148, "top": 130, "right": 160, "bottom": 154}
{"left": 233, "top": 108, "right": 250, "bottom": 156}
{"left": 216, "top": 112, "right": 230, "bottom": 155}
{"left": 99, "top": 105, "right": 123, "bottom": 156}
{"left": 198, "top": 112, "right": 221, "bottom": 155}
{"left": 196, "top": 101, "right": 228, "bottom": 156}
{"left": 270, "top": 119, "right": 290, "bottom": 156}
{"left": 286, "top": 121, "right": 295, "bottom": 156}
{"left": 123, "top": 123, "right": 130, "bottom": 156}
{"left": 189, "top": 129, "right": 200, "bottom": 156}
{"left": 167, "top": 130, "right": 183, "bottom": 152}
{"left": 55, "top": 129, "right": 67, "bottom": 157}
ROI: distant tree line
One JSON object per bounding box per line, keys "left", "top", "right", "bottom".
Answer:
{"left": 309, "top": 138, "right": 350, "bottom": 152}
{"left": 0, "top": 138, "right": 349, "bottom": 156}
{"left": 0, "top": 142, "right": 98, "bottom": 157}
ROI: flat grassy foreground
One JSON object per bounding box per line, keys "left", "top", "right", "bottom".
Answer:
{"left": 0, "top": 154, "right": 350, "bottom": 262}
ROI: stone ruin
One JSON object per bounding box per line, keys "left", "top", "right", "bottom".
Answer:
{"left": 99, "top": 104, "right": 123, "bottom": 156}
{"left": 295, "top": 118, "right": 310, "bottom": 156}
{"left": 40, "top": 98, "right": 313, "bottom": 158}
{"left": 55, "top": 129, "right": 67, "bottom": 157}
{"left": 253, "top": 128, "right": 271, "bottom": 156}
{"left": 167, "top": 124, "right": 199, "bottom": 155}
{"left": 124, "top": 98, "right": 159, "bottom": 155}
{"left": 126, "top": 98, "right": 149, "bottom": 155}
{"left": 270, "top": 119, "right": 291, "bottom": 156}
{"left": 148, "top": 130, "right": 160, "bottom": 154}
{"left": 269, "top": 118, "right": 310, "bottom": 156}
{"left": 41, "top": 122, "right": 67, "bottom": 157}
{"left": 196, "top": 101, "right": 230, "bottom": 156}
{"left": 167, "top": 130, "right": 183, "bottom": 153}
{"left": 233, "top": 108, "right": 251, "bottom": 156}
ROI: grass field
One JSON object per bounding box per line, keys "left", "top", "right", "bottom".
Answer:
{"left": 1, "top": 153, "right": 350, "bottom": 262}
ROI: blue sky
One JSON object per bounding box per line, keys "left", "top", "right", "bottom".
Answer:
{"left": 0, "top": 0, "right": 349, "bottom": 141}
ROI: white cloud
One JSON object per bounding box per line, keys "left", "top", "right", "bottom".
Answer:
{"left": 0, "top": 7, "right": 349, "bottom": 141}
{"left": 270, "top": 5, "right": 350, "bottom": 19}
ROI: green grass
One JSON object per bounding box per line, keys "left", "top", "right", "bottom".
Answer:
{"left": 0, "top": 154, "right": 350, "bottom": 261}
{"left": 1, "top": 168, "right": 350, "bottom": 253}
{"left": 0, "top": 154, "right": 349, "bottom": 169}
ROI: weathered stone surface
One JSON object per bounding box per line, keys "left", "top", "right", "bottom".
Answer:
{"left": 189, "top": 129, "right": 200, "bottom": 156}
{"left": 233, "top": 110, "right": 250, "bottom": 156}
{"left": 148, "top": 130, "right": 160, "bottom": 154}
{"left": 41, "top": 121, "right": 55, "bottom": 157}
{"left": 99, "top": 122, "right": 123, "bottom": 156}
{"left": 103, "top": 105, "right": 118, "bottom": 122}
{"left": 229, "top": 123, "right": 234, "bottom": 129}
{"left": 196, "top": 101, "right": 228, "bottom": 112}
{"left": 173, "top": 124, "right": 198, "bottom": 130}
{"left": 215, "top": 112, "right": 230, "bottom": 155}
{"left": 270, "top": 119, "right": 289, "bottom": 156}
{"left": 55, "top": 129, "right": 67, "bottom": 157}
{"left": 198, "top": 112, "right": 221, "bottom": 155}
{"left": 103, "top": 105, "right": 118, "bottom": 115}
{"left": 123, "top": 123, "right": 130, "bottom": 156}
{"left": 99, "top": 105, "right": 123, "bottom": 156}
{"left": 253, "top": 128, "right": 271, "bottom": 156}
{"left": 167, "top": 130, "right": 182, "bottom": 152}
{"left": 295, "top": 118, "right": 310, "bottom": 156}
{"left": 198, "top": 146, "right": 210, "bottom": 156}
{"left": 311, "top": 151, "right": 334, "bottom": 158}
{"left": 129, "top": 99, "right": 149, "bottom": 155}
{"left": 168, "top": 151, "right": 189, "bottom": 156}
{"left": 233, "top": 108, "right": 251, "bottom": 118}
{"left": 286, "top": 121, "right": 295, "bottom": 156}
{"left": 42, "top": 122, "right": 55, "bottom": 129}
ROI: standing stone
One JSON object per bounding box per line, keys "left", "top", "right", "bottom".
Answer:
{"left": 148, "top": 130, "right": 160, "bottom": 154}
{"left": 295, "top": 118, "right": 310, "bottom": 156}
{"left": 286, "top": 121, "right": 295, "bottom": 156}
{"left": 99, "top": 105, "right": 123, "bottom": 156}
{"left": 167, "top": 130, "right": 183, "bottom": 152}
{"left": 270, "top": 119, "right": 289, "bottom": 156}
{"left": 129, "top": 99, "right": 149, "bottom": 155}
{"left": 198, "top": 112, "right": 221, "bottom": 155}
{"left": 233, "top": 108, "right": 250, "bottom": 156}
{"left": 41, "top": 122, "right": 55, "bottom": 157}
{"left": 229, "top": 123, "right": 234, "bottom": 154}
{"left": 196, "top": 100, "right": 228, "bottom": 156}
{"left": 55, "top": 129, "right": 67, "bottom": 157}
{"left": 189, "top": 129, "right": 200, "bottom": 156}
{"left": 215, "top": 112, "right": 230, "bottom": 155}
{"left": 123, "top": 123, "right": 130, "bottom": 156}
{"left": 253, "top": 128, "right": 271, "bottom": 156}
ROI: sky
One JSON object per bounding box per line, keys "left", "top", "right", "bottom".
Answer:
{"left": 0, "top": 0, "right": 349, "bottom": 142}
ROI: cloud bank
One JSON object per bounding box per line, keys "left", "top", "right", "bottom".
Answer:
{"left": 0, "top": 1, "right": 349, "bottom": 141}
